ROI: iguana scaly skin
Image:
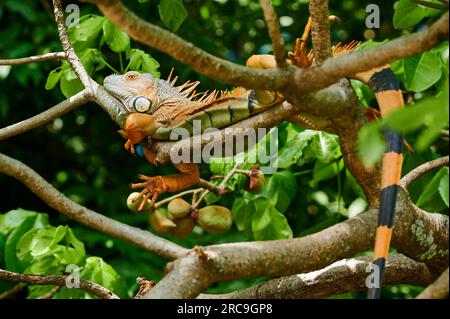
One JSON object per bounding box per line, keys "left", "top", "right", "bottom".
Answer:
{"left": 104, "top": 20, "right": 405, "bottom": 299}
{"left": 103, "top": 69, "right": 284, "bottom": 209}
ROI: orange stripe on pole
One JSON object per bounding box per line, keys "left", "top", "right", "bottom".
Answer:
{"left": 373, "top": 225, "right": 393, "bottom": 260}
{"left": 375, "top": 90, "right": 404, "bottom": 116}
{"left": 381, "top": 152, "right": 403, "bottom": 188}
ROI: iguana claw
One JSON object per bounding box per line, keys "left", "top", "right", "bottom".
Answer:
{"left": 130, "top": 175, "right": 168, "bottom": 210}
{"left": 124, "top": 139, "right": 136, "bottom": 155}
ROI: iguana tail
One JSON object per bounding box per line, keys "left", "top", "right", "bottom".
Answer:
{"left": 359, "top": 66, "right": 404, "bottom": 299}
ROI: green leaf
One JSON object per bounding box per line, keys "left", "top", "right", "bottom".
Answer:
{"left": 70, "top": 15, "right": 105, "bottom": 43}
{"left": 384, "top": 73, "right": 448, "bottom": 151}
{"left": 438, "top": 170, "right": 449, "bottom": 207}
{"left": 275, "top": 130, "right": 316, "bottom": 168}
{"left": 4, "top": 216, "right": 39, "bottom": 272}
{"left": 158, "top": 0, "right": 188, "bottom": 32}
{"left": 102, "top": 19, "right": 130, "bottom": 53}
{"left": 45, "top": 68, "right": 63, "bottom": 90}
{"left": 263, "top": 171, "right": 297, "bottom": 212}
{"left": 252, "top": 198, "right": 273, "bottom": 231}
{"left": 80, "top": 257, "right": 121, "bottom": 297}
{"left": 0, "top": 209, "right": 39, "bottom": 237}
{"left": 17, "top": 225, "right": 85, "bottom": 274}
{"left": 60, "top": 70, "right": 84, "bottom": 98}
{"left": 252, "top": 202, "right": 293, "bottom": 240}
{"left": 313, "top": 158, "right": 344, "bottom": 183}
{"left": 303, "top": 132, "right": 341, "bottom": 163}
{"left": 393, "top": 0, "right": 440, "bottom": 30}
{"left": 126, "top": 49, "right": 161, "bottom": 78}
{"left": 357, "top": 122, "right": 385, "bottom": 167}
{"left": 231, "top": 197, "right": 255, "bottom": 231}
{"left": 416, "top": 167, "right": 449, "bottom": 210}
{"left": 402, "top": 52, "right": 442, "bottom": 92}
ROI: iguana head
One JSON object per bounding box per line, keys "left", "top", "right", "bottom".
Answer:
{"left": 104, "top": 71, "right": 160, "bottom": 114}
{"left": 104, "top": 71, "right": 197, "bottom": 116}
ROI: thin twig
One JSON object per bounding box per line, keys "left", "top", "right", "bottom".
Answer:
{"left": 0, "top": 152, "right": 189, "bottom": 260}
{"left": 52, "top": 0, "right": 92, "bottom": 88}
{"left": 153, "top": 188, "right": 203, "bottom": 209}
{"left": 400, "top": 156, "right": 449, "bottom": 188}
{"left": 36, "top": 285, "right": 61, "bottom": 299}
{"left": 259, "top": 0, "right": 286, "bottom": 67}
{"left": 0, "top": 284, "right": 25, "bottom": 299}
{"left": 0, "top": 268, "right": 119, "bottom": 299}
{"left": 0, "top": 89, "right": 91, "bottom": 140}
{"left": 0, "top": 52, "right": 66, "bottom": 65}
{"left": 413, "top": 0, "right": 449, "bottom": 10}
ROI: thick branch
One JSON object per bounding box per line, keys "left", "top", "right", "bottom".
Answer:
{"left": 0, "top": 52, "right": 66, "bottom": 66}
{"left": 416, "top": 268, "right": 449, "bottom": 299}
{"left": 0, "top": 268, "right": 118, "bottom": 299}
{"left": 83, "top": 0, "right": 290, "bottom": 90}
{"left": 309, "top": 0, "right": 332, "bottom": 63}
{"left": 53, "top": 0, "right": 92, "bottom": 89}
{"left": 0, "top": 153, "right": 189, "bottom": 260}
{"left": 199, "top": 254, "right": 433, "bottom": 299}
{"left": 288, "top": 13, "right": 449, "bottom": 94}
{"left": 143, "top": 189, "right": 448, "bottom": 298}
{"left": 259, "top": 0, "right": 286, "bottom": 67}
{"left": 400, "top": 156, "right": 449, "bottom": 189}
{"left": 0, "top": 89, "right": 91, "bottom": 140}
{"left": 84, "top": 1, "right": 448, "bottom": 95}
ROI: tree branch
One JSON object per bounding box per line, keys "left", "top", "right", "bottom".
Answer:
{"left": 82, "top": 0, "right": 290, "bottom": 90}
{"left": 416, "top": 268, "right": 449, "bottom": 299}
{"left": 198, "top": 254, "right": 433, "bottom": 299}
{"left": 308, "top": 0, "right": 332, "bottom": 64}
{"left": 259, "top": 0, "right": 286, "bottom": 67}
{"left": 0, "top": 52, "right": 66, "bottom": 65}
{"left": 0, "top": 152, "right": 189, "bottom": 260}
{"left": 52, "top": 0, "right": 92, "bottom": 89}
{"left": 83, "top": 1, "right": 448, "bottom": 96}
{"left": 287, "top": 13, "right": 449, "bottom": 95}
{"left": 142, "top": 189, "right": 448, "bottom": 298}
{"left": 0, "top": 268, "right": 119, "bottom": 299}
{"left": 400, "top": 156, "right": 449, "bottom": 189}
{"left": 0, "top": 89, "right": 92, "bottom": 140}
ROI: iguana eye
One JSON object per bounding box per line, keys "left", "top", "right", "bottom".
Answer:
{"left": 125, "top": 72, "right": 139, "bottom": 81}
{"left": 133, "top": 96, "right": 152, "bottom": 113}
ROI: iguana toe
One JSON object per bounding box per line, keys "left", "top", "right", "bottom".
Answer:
{"left": 130, "top": 175, "right": 168, "bottom": 210}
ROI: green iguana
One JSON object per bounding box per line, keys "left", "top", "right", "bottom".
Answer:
{"left": 104, "top": 19, "right": 405, "bottom": 299}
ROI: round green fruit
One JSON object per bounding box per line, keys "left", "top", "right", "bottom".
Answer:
{"left": 127, "top": 192, "right": 151, "bottom": 213}
{"left": 168, "top": 198, "right": 191, "bottom": 218}
{"left": 197, "top": 205, "right": 233, "bottom": 234}
{"left": 149, "top": 208, "right": 176, "bottom": 233}
{"left": 171, "top": 216, "right": 196, "bottom": 238}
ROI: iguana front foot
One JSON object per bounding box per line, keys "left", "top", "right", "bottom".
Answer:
{"left": 130, "top": 163, "right": 200, "bottom": 211}
{"left": 131, "top": 175, "right": 168, "bottom": 210}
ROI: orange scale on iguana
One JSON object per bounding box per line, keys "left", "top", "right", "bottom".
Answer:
{"left": 104, "top": 17, "right": 405, "bottom": 300}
